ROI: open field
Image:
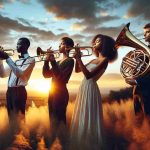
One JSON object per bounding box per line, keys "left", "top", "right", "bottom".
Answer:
{"left": 0, "top": 96, "right": 150, "bottom": 150}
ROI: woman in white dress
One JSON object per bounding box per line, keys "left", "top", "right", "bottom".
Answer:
{"left": 70, "top": 34, "right": 118, "bottom": 150}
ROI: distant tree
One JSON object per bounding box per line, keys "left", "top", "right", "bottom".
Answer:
{"left": 108, "top": 87, "right": 133, "bottom": 103}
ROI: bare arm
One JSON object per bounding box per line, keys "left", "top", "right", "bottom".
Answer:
{"left": 76, "top": 58, "right": 108, "bottom": 79}
{"left": 42, "top": 61, "right": 53, "bottom": 78}
{"left": 75, "top": 60, "right": 81, "bottom": 73}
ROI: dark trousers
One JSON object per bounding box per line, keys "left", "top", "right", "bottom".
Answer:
{"left": 133, "top": 86, "right": 143, "bottom": 115}
{"left": 6, "top": 86, "right": 27, "bottom": 146}
{"left": 48, "top": 85, "right": 69, "bottom": 124}
{"left": 45, "top": 85, "right": 69, "bottom": 149}
{"left": 133, "top": 86, "right": 150, "bottom": 116}
{"left": 6, "top": 86, "right": 27, "bottom": 119}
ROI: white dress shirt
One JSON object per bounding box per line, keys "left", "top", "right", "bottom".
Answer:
{"left": 0, "top": 53, "right": 35, "bottom": 87}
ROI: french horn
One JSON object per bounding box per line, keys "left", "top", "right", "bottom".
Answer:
{"left": 115, "top": 23, "right": 150, "bottom": 79}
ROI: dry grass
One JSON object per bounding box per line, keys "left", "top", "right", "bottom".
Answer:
{"left": 0, "top": 98, "right": 150, "bottom": 150}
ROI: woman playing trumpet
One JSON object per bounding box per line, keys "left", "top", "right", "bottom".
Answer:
{"left": 42, "top": 37, "right": 74, "bottom": 149}
{"left": 70, "top": 34, "right": 118, "bottom": 150}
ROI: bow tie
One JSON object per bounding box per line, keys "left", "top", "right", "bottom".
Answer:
{"left": 18, "top": 55, "right": 24, "bottom": 59}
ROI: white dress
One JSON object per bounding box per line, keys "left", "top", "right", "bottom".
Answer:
{"left": 70, "top": 63, "right": 105, "bottom": 150}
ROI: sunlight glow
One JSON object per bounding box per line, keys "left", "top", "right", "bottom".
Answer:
{"left": 28, "top": 79, "right": 51, "bottom": 94}
{"left": 70, "top": 23, "right": 86, "bottom": 31}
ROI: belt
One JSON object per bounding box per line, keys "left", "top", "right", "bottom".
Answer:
{"left": 8, "top": 86, "right": 25, "bottom": 89}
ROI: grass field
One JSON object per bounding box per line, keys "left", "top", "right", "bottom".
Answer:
{"left": 0, "top": 94, "right": 149, "bottom": 150}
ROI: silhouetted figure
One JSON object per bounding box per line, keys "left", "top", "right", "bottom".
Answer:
{"left": 43, "top": 37, "right": 74, "bottom": 149}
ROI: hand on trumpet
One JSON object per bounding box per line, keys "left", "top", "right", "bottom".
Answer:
{"left": 0, "top": 46, "right": 9, "bottom": 60}
{"left": 73, "top": 44, "right": 82, "bottom": 60}
{"left": 45, "top": 47, "right": 55, "bottom": 62}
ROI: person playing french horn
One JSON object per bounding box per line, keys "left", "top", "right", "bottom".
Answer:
{"left": 125, "top": 23, "right": 150, "bottom": 117}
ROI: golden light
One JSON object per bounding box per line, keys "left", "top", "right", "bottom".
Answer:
{"left": 28, "top": 79, "right": 51, "bottom": 94}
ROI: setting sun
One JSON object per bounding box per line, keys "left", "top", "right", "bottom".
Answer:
{"left": 28, "top": 79, "right": 51, "bottom": 94}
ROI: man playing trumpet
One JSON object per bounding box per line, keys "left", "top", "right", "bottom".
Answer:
{"left": 0, "top": 37, "right": 35, "bottom": 123}
{"left": 126, "top": 23, "right": 150, "bottom": 117}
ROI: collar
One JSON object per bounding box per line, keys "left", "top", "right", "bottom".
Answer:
{"left": 23, "top": 53, "right": 29, "bottom": 58}
{"left": 19, "top": 53, "right": 29, "bottom": 59}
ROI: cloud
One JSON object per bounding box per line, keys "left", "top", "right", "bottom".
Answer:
{"left": 38, "top": 0, "right": 120, "bottom": 29}
{"left": 57, "top": 28, "right": 64, "bottom": 32}
{"left": 0, "top": 0, "right": 13, "bottom": 9}
{"left": 0, "top": 14, "right": 57, "bottom": 44}
{"left": 17, "top": 17, "right": 31, "bottom": 26}
{"left": 117, "top": 0, "right": 150, "bottom": 20}
{"left": 83, "top": 24, "right": 125, "bottom": 39}
{"left": 70, "top": 23, "right": 86, "bottom": 31}
{"left": 127, "top": 0, "right": 150, "bottom": 20}
{"left": 0, "top": 15, "right": 87, "bottom": 46}
{"left": 38, "top": 0, "right": 103, "bottom": 20}
{"left": 0, "top": 14, "right": 88, "bottom": 50}
{"left": 38, "top": 0, "right": 122, "bottom": 41}
{"left": 0, "top": 0, "right": 30, "bottom": 7}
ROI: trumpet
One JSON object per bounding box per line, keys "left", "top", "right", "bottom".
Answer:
{"left": 15, "top": 46, "right": 93, "bottom": 66}
{"left": 15, "top": 47, "right": 61, "bottom": 66}
{"left": 0, "top": 49, "right": 15, "bottom": 56}
{"left": 37, "top": 47, "right": 60, "bottom": 60}
{"left": 69, "top": 46, "right": 93, "bottom": 57}
{"left": 37, "top": 46, "right": 93, "bottom": 58}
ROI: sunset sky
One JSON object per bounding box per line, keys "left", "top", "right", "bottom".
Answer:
{"left": 0, "top": 0, "right": 149, "bottom": 94}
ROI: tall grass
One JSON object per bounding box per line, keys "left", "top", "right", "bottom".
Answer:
{"left": 0, "top": 99, "right": 150, "bottom": 150}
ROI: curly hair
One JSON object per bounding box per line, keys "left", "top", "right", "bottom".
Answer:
{"left": 144, "top": 23, "right": 150, "bottom": 29}
{"left": 61, "top": 37, "right": 74, "bottom": 47}
{"left": 92, "top": 34, "right": 118, "bottom": 62}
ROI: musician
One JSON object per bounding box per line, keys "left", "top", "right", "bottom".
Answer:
{"left": 0, "top": 37, "right": 35, "bottom": 121}
{"left": 126, "top": 23, "right": 150, "bottom": 117}
{"left": 42, "top": 37, "right": 74, "bottom": 148}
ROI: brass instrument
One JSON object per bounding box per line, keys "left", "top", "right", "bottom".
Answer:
{"left": 37, "top": 47, "right": 60, "bottom": 60}
{"left": 15, "top": 47, "right": 60, "bottom": 66}
{"left": 115, "top": 23, "right": 150, "bottom": 79}
{"left": 15, "top": 46, "right": 93, "bottom": 65}
{"left": 0, "top": 49, "right": 15, "bottom": 56}
{"left": 37, "top": 46, "right": 93, "bottom": 59}
{"left": 69, "top": 46, "right": 93, "bottom": 57}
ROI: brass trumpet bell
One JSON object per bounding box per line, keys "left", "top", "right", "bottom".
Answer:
{"left": 0, "top": 49, "right": 15, "bottom": 56}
